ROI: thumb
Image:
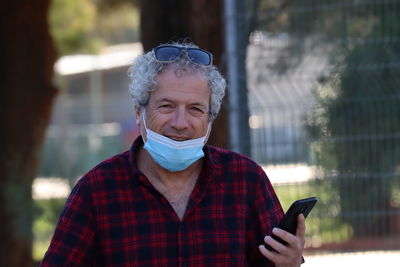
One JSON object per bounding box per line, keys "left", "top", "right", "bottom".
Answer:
{"left": 296, "top": 213, "right": 306, "bottom": 237}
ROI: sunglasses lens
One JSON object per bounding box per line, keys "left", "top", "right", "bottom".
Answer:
{"left": 154, "top": 45, "right": 213, "bottom": 66}
{"left": 155, "top": 46, "right": 182, "bottom": 61}
{"left": 187, "top": 49, "right": 212, "bottom": 65}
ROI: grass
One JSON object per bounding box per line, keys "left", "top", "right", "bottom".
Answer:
{"left": 33, "top": 198, "right": 66, "bottom": 261}
{"left": 274, "top": 180, "right": 352, "bottom": 246}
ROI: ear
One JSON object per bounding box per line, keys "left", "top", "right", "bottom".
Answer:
{"left": 135, "top": 107, "right": 141, "bottom": 125}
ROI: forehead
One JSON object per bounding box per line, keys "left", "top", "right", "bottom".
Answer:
{"left": 151, "top": 68, "right": 210, "bottom": 103}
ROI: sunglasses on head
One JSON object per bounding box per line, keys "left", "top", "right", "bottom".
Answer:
{"left": 152, "top": 45, "right": 213, "bottom": 66}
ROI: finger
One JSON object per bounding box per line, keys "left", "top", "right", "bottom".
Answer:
{"left": 264, "top": 234, "right": 289, "bottom": 253}
{"left": 296, "top": 213, "right": 306, "bottom": 237}
{"left": 259, "top": 244, "right": 293, "bottom": 266}
{"left": 295, "top": 214, "right": 306, "bottom": 251}
{"left": 258, "top": 244, "right": 283, "bottom": 263}
{"left": 272, "top": 227, "right": 298, "bottom": 247}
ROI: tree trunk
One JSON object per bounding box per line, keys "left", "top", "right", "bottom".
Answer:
{"left": 139, "top": 0, "right": 229, "bottom": 149}
{"left": 0, "top": 1, "right": 57, "bottom": 266}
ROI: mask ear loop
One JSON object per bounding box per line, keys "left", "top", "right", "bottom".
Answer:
{"left": 141, "top": 109, "right": 147, "bottom": 129}
{"left": 140, "top": 109, "right": 150, "bottom": 142}
{"left": 203, "top": 122, "right": 212, "bottom": 145}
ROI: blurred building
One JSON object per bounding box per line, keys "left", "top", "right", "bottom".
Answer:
{"left": 39, "top": 43, "right": 142, "bottom": 181}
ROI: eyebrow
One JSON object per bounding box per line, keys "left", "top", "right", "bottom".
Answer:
{"left": 190, "top": 102, "right": 208, "bottom": 108}
{"left": 155, "top": 98, "right": 173, "bottom": 104}
{"left": 155, "top": 98, "right": 209, "bottom": 108}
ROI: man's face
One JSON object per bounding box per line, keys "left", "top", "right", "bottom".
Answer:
{"left": 137, "top": 68, "right": 211, "bottom": 141}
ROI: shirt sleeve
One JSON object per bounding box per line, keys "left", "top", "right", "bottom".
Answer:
{"left": 40, "top": 176, "right": 97, "bottom": 266}
{"left": 247, "top": 164, "right": 284, "bottom": 267}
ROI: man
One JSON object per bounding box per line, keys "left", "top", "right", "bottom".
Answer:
{"left": 41, "top": 42, "right": 305, "bottom": 266}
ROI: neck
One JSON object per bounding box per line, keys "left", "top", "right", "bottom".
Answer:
{"left": 137, "top": 146, "right": 203, "bottom": 186}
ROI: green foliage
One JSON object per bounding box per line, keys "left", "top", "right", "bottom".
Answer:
{"left": 38, "top": 134, "right": 125, "bottom": 182}
{"left": 287, "top": 0, "right": 377, "bottom": 39}
{"left": 95, "top": 0, "right": 138, "bottom": 12}
{"left": 95, "top": 3, "right": 140, "bottom": 45}
{"left": 49, "top": 0, "right": 100, "bottom": 55}
{"left": 307, "top": 3, "right": 400, "bottom": 237}
{"left": 33, "top": 198, "right": 67, "bottom": 261}
{"left": 49, "top": 0, "right": 140, "bottom": 56}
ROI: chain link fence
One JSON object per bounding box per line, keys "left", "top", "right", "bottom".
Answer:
{"left": 246, "top": 0, "right": 400, "bottom": 253}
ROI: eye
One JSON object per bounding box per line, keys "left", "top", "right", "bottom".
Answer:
{"left": 191, "top": 106, "right": 203, "bottom": 112}
{"left": 189, "top": 106, "right": 207, "bottom": 116}
{"left": 157, "top": 103, "right": 174, "bottom": 113}
{"left": 158, "top": 103, "right": 172, "bottom": 109}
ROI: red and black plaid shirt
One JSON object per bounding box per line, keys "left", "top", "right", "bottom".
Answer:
{"left": 41, "top": 137, "right": 284, "bottom": 267}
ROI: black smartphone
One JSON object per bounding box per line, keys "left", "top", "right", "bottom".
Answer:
{"left": 267, "top": 197, "right": 317, "bottom": 251}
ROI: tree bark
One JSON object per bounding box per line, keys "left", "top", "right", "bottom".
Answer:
{"left": 0, "top": 1, "right": 57, "bottom": 266}
{"left": 139, "top": 0, "right": 229, "bottom": 148}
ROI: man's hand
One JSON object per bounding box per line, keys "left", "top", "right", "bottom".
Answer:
{"left": 258, "top": 214, "right": 306, "bottom": 267}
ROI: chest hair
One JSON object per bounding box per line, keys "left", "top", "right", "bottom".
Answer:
{"left": 151, "top": 177, "right": 197, "bottom": 221}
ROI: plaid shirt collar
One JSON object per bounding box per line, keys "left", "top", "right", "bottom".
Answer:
{"left": 128, "top": 136, "right": 217, "bottom": 214}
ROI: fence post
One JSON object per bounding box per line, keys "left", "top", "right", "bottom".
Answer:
{"left": 224, "top": 0, "right": 251, "bottom": 156}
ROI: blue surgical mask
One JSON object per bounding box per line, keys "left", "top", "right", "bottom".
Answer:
{"left": 142, "top": 112, "right": 210, "bottom": 172}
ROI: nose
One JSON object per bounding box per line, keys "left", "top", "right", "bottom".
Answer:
{"left": 171, "top": 107, "right": 189, "bottom": 131}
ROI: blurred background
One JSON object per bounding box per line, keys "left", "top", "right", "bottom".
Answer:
{"left": 1, "top": 0, "right": 400, "bottom": 266}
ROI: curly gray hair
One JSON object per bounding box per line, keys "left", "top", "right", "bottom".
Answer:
{"left": 127, "top": 42, "right": 226, "bottom": 121}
